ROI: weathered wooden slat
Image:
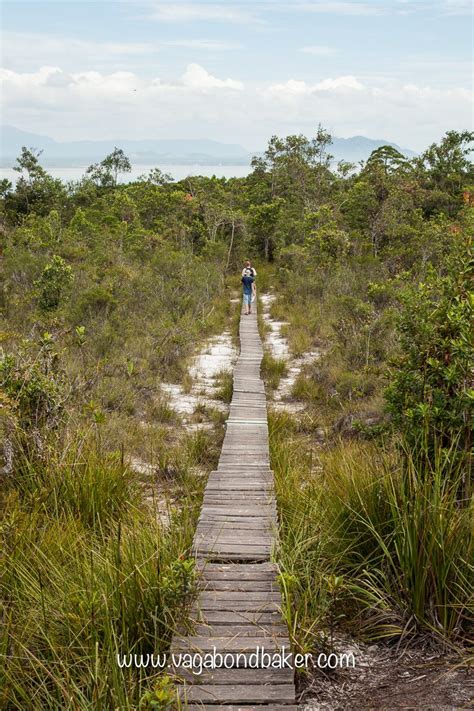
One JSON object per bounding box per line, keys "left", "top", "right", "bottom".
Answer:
{"left": 195, "top": 546, "right": 272, "bottom": 557}
{"left": 196, "top": 535, "right": 274, "bottom": 543}
{"left": 199, "top": 592, "right": 281, "bottom": 601}
{"left": 199, "top": 563, "right": 278, "bottom": 578}
{"left": 186, "top": 707, "right": 296, "bottom": 711}
{"left": 172, "top": 636, "right": 287, "bottom": 652}
{"left": 192, "top": 611, "right": 285, "bottom": 625}
{"left": 198, "top": 516, "right": 276, "bottom": 524}
{"left": 188, "top": 623, "right": 288, "bottom": 636}
{"left": 193, "top": 601, "right": 281, "bottom": 612}
{"left": 175, "top": 667, "right": 294, "bottom": 685}
{"left": 195, "top": 554, "right": 271, "bottom": 562}
{"left": 196, "top": 524, "right": 273, "bottom": 534}
{"left": 205, "top": 483, "right": 273, "bottom": 490}
{"left": 180, "top": 684, "right": 296, "bottom": 703}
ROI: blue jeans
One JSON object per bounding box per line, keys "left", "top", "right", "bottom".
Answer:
{"left": 243, "top": 293, "right": 252, "bottom": 306}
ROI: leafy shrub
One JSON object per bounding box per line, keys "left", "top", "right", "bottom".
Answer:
{"left": 34, "top": 255, "right": 73, "bottom": 312}
{"left": 386, "top": 233, "right": 472, "bottom": 470}
{"left": 0, "top": 345, "right": 65, "bottom": 431}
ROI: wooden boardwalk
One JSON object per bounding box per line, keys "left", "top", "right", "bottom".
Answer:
{"left": 172, "top": 301, "right": 296, "bottom": 710}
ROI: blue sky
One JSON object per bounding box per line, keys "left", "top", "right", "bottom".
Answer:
{"left": 1, "top": 1, "right": 472, "bottom": 150}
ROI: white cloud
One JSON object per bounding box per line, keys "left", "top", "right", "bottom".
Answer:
{"left": 146, "top": 2, "right": 260, "bottom": 23}
{"left": 1, "top": 64, "right": 472, "bottom": 151}
{"left": 182, "top": 63, "right": 244, "bottom": 90}
{"left": 1, "top": 31, "right": 242, "bottom": 74}
{"left": 300, "top": 45, "right": 338, "bottom": 56}
{"left": 296, "top": 2, "right": 385, "bottom": 16}
{"left": 163, "top": 39, "right": 243, "bottom": 50}
{"left": 439, "top": 0, "right": 473, "bottom": 16}
{"left": 394, "top": 0, "right": 473, "bottom": 15}
{"left": 1, "top": 32, "right": 157, "bottom": 72}
{"left": 0, "top": 63, "right": 244, "bottom": 109}
{"left": 267, "top": 75, "right": 366, "bottom": 97}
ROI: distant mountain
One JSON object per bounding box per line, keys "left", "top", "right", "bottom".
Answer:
{"left": 0, "top": 125, "right": 416, "bottom": 168}
{"left": 330, "top": 135, "right": 416, "bottom": 162}
{"left": 0, "top": 126, "right": 251, "bottom": 167}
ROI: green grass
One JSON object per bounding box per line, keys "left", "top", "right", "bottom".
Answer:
{"left": 213, "top": 369, "right": 233, "bottom": 404}
{"left": 0, "top": 430, "right": 207, "bottom": 709}
{"left": 185, "top": 427, "right": 222, "bottom": 467}
{"left": 290, "top": 371, "right": 322, "bottom": 403}
{"left": 270, "top": 411, "right": 473, "bottom": 653}
{"left": 10, "top": 435, "right": 140, "bottom": 530}
{"left": 261, "top": 352, "right": 288, "bottom": 391}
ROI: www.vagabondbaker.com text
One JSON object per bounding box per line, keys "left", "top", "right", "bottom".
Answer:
{"left": 117, "top": 647, "right": 355, "bottom": 675}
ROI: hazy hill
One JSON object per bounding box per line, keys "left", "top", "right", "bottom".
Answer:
{"left": 0, "top": 125, "right": 416, "bottom": 167}
{"left": 330, "top": 135, "right": 416, "bottom": 162}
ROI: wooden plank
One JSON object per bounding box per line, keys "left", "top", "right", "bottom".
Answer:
{"left": 199, "top": 592, "right": 281, "bottom": 602}
{"left": 175, "top": 667, "right": 294, "bottom": 685}
{"left": 201, "top": 499, "right": 274, "bottom": 506}
{"left": 199, "top": 508, "right": 276, "bottom": 517}
{"left": 198, "top": 562, "right": 278, "bottom": 574}
{"left": 186, "top": 706, "right": 296, "bottom": 711}
{"left": 203, "top": 493, "right": 274, "bottom": 500}
{"left": 190, "top": 611, "right": 284, "bottom": 626}
{"left": 193, "top": 601, "right": 280, "bottom": 612}
{"left": 205, "top": 484, "right": 273, "bottom": 491}
{"left": 196, "top": 532, "right": 274, "bottom": 541}
{"left": 196, "top": 523, "right": 275, "bottom": 530}
{"left": 199, "top": 568, "right": 278, "bottom": 580}
{"left": 199, "top": 579, "right": 280, "bottom": 594}
{"left": 196, "top": 524, "right": 273, "bottom": 534}
{"left": 196, "top": 539, "right": 273, "bottom": 549}
{"left": 195, "top": 546, "right": 272, "bottom": 556}
{"left": 172, "top": 636, "right": 287, "bottom": 652}
{"left": 196, "top": 533, "right": 273, "bottom": 544}
{"left": 195, "top": 550, "right": 272, "bottom": 559}
{"left": 180, "top": 684, "right": 295, "bottom": 704}
{"left": 188, "top": 624, "right": 288, "bottom": 637}
{"left": 198, "top": 515, "right": 276, "bottom": 524}
{"left": 202, "top": 499, "right": 274, "bottom": 506}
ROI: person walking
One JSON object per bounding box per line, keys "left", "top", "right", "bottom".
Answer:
{"left": 241, "top": 265, "right": 256, "bottom": 315}
{"left": 241, "top": 260, "right": 257, "bottom": 278}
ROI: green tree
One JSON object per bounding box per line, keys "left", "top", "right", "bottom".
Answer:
{"left": 304, "top": 206, "right": 350, "bottom": 265}
{"left": 255, "top": 127, "right": 334, "bottom": 210}
{"left": 366, "top": 145, "right": 411, "bottom": 175}
{"left": 8, "top": 147, "right": 65, "bottom": 217}
{"left": 143, "top": 167, "right": 173, "bottom": 185}
{"left": 417, "top": 130, "right": 474, "bottom": 216}
{"left": 86, "top": 147, "right": 132, "bottom": 187}
{"left": 248, "top": 200, "right": 282, "bottom": 260}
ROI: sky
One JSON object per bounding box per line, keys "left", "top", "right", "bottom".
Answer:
{"left": 0, "top": 0, "right": 472, "bottom": 151}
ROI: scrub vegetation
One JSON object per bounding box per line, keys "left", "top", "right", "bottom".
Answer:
{"left": 0, "top": 128, "right": 472, "bottom": 707}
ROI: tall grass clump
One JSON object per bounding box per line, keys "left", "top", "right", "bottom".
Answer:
{"left": 270, "top": 412, "right": 336, "bottom": 652}
{"left": 11, "top": 435, "right": 140, "bottom": 530}
{"left": 261, "top": 353, "right": 287, "bottom": 391}
{"left": 319, "top": 440, "right": 472, "bottom": 642}
{"left": 270, "top": 411, "right": 473, "bottom": 652}
{"left": 1, "top": 432, "right": 203, "bottom": 709}
{"left": 214, "top": 369, "right": 233, "bottom": 404}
